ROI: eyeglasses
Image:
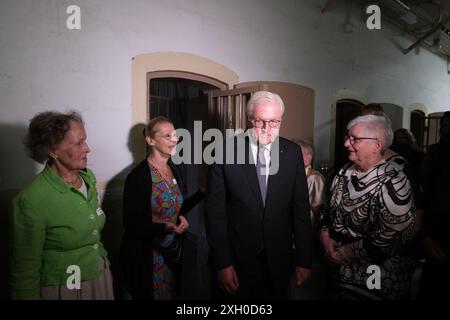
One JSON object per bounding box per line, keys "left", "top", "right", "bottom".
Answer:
{"left": 154, "top": 133, "right": 178, "bottom": 141}
{"left": 344, "top": 135, "right": 378, "bottom": 145}
{"left": 250, "top": 119, "right": 282, "bottom": 128}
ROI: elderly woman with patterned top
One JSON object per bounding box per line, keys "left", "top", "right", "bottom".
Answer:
{"left": 319, "top": 114, "right": 416, "bottom": 300}
{"left": 119, "top": 116, "right": 204, "bottom": 300}
{"left": 10, "top": 111, "right": 114, "bottom": 300}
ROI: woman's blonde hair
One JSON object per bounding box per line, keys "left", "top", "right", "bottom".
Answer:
{"left": 145, "top": 116, "right": 173, "bottom": 138}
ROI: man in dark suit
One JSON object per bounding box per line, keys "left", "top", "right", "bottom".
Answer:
{"left": 205, "top": 91, "right": 312, "bottom": 299}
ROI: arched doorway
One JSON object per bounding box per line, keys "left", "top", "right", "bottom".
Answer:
{"left": 132, "top": 52, "right": 238, "bottom": 125}
{"left": 410, "top": 110, "right": 426, "bottom": 150}
{"left": 333, "top": 99, "right": 363, "bottom": 171}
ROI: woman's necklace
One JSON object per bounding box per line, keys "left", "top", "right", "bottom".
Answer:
{"left": 148, "top": 160, "right": 175, "bottom": 188}
{"left": 153, "top": 165, "right": 177, "bottom": 202}
{"left": 64, "top": 174, "right": 82, "bottom": 188}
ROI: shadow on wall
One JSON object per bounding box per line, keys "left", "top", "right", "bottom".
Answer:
{"left": 101, "top": 123, "right": 146, "bottom": 299}
{"left": 0, "top": 123, "right": 38, "bottom": 300}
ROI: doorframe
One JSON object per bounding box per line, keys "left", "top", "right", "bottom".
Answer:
{"left": 131, "top": 52, "right": 239, "bottom": 125}
{"left": 329, "top": 89, "right": 367, "bottom": 167}
{"left": 406, "top": 103, "right": 427, "bottom": 128}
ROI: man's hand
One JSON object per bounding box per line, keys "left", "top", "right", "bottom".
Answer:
{"left": 295, "top": 267, "right": 311, "bottom": 286}
{"left": 217, "top": 266, "right": 239, "bottom": 294}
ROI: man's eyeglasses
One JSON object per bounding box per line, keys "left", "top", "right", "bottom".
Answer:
{"left": 344, "top": 135, "right": 378, "bottom": 145}
{"left": 250, "top": 119, "right": 282, "bottom": 128}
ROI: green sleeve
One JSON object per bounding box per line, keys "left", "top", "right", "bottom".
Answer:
{"left": 10, "top": 196, "right": 46, "bottom": 300}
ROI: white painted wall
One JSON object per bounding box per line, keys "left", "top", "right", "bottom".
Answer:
{"left": 1, "top": 0, "right": 450, "bottom": 190}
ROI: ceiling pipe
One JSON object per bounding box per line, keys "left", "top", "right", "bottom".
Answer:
{"left": 393, "top": 0, "right": 410, "bottom": 11}
{"left": 402, "top": 13, "right": 450, "bottom": 55}
{"left": 391, "top": 0, "right": 444, "bottom": 25}
{"left": 403, "top": 22, "right": 443, "bottom": 54}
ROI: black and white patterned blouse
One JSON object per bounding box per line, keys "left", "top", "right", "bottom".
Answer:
{"left": 322, "top": 159, "right": 417, "bottom": 299}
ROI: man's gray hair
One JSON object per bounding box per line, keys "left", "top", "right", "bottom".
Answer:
{"left": 347, "top": 114, "right": 393, "bottom": 151}
{"left": 246, "top": 91, "right": 285, "bottom": 117}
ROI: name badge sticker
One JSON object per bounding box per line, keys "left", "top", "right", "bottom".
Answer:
{"left": 96, "top": 207, "right": 104, "bottom": 216}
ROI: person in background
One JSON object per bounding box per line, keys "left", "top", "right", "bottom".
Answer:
{"left": 320, "top": 114, "right": 416, "bottom": 300}
{"left": 391, "top": 128, "right": 424, "bottom": 177}
{"left": 119, "top": 116, "right": 204, "bottom": 300}
{"left": 293, "top": 139, "right": 326, "bottom": 231}
{"left": 360, "top": 103, "right": 383, "bottom": 116}
{"left": 10, "top": 111, "right": 114, "bottom": 300}
{"left": 418, "top": 111, "right": 450, "bottom": 299}
{"left": 291, "top": 139, "right": 328, "bottom": 299}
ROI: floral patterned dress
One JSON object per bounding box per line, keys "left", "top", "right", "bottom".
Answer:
{"left": 149, "top": 162, "right": 184, "bottom": 300}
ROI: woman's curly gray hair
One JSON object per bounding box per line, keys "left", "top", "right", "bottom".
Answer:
{"left": 24, "top": 111, "right": 84, "bottom": 163}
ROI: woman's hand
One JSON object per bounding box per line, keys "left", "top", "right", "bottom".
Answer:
{"left": 164, "top": 221, "right": 177, "bottom": 232}
{"left": 333, "top": 243, "right": 354, "bottom": 264}
{"left": 174, "top": 215, "right": 189, "bottom": 234}
{"left": 319, "top": 228, "right": 341, "bottom": 264}
{"left": 164, "top": 215, "right": 189, "bottom": 234}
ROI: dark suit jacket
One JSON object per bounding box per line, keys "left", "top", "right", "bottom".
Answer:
{"left": 205, "top": 134, "right": 312, "bottom": 290}
{"left": 119, "top": 159, "right": 203, "bottom": 300}
{"left": 421, "top": 134, "right": 450, "bottom": 255}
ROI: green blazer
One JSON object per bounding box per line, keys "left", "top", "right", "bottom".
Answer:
{"left": 9, "top": 164, "right": 110, "bottom": 300}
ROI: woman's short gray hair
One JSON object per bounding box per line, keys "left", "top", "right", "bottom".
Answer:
{"left": 347, "top": 114, "right": 393, "bottom": 151}
{"left": 246, "top": 91, "right": 285, "bottom": 117}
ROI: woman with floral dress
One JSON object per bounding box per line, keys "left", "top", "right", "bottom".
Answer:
{"left": 120, "top": 116, "right": 204, "bottom": 300}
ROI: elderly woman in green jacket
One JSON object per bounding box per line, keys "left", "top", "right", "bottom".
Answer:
{"left": 10, "top": 111, "right": 114, "bottom": 300}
